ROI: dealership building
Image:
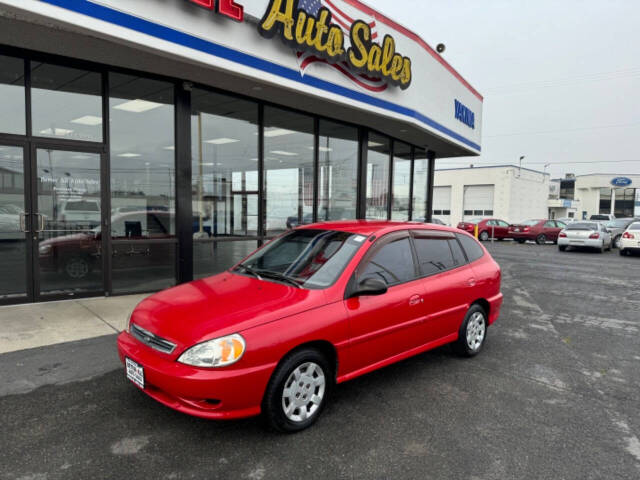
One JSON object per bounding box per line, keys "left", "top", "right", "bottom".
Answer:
{"left": 433, "top": 165, "right": 549, "bottom": 226}
{"left": 0, "top": 0, "right": 482, "bottom": 305}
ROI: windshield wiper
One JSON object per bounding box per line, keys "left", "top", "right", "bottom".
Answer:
{"left": 235, "top": 263, "right": 263, "bottom": 281}
{"left": 255, "top": 271, "right": 302, "bottom": 288}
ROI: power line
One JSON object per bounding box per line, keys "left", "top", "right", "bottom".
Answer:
{"left": 485, "top": 121, "right": 640, "bottom": 138}
{"left": 437, "top": 159, "right": 640, "bottom": 166}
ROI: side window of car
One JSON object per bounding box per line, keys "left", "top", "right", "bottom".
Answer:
{"left": 448, "top": 239, "right": 467, "bottom": 267}
{"left": 544, "top": 221, "right": 555, "bottom": 228}
{"left": 498, "top": 220, "right": 509, "bottom": 227}
{"left": 413, "top": 237, "right": 456, "bottom": 276}
{"left": 456, "top": 234, "right": 484, "bottom": 263}
{"left": 555, "top": 221, "right": 566, "bottom": 228}
{"left": 358, "top": 237, "right": 417, "bottom": 286}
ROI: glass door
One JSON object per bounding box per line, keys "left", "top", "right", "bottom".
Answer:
{"left": 33, "top": 146, "right": 105, "bottom": 299}
{"left": 0, "top": 144, "right": 30, "bottom": 302}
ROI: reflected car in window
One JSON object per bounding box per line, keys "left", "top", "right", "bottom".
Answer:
{"left": 117, "top": 221, "right": 503, "bottom": 432}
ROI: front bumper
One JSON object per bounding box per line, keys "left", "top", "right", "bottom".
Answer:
{"left": 117, "top": 332, "right": 275, "bottom": 420}
{"left": 558, "top": 238, "right": 603, "bottom": 248}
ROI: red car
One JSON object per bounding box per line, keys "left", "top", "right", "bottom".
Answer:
{"left": 508, "top": 219, "right": 567, "bottom": 244}
{"left": 457, "top": 218, "right": 512, "bottom": 241}
{"left": 117, "top": 221, "right": 503, "bottom": 432}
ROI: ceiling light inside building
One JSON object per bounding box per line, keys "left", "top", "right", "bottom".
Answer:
{"left": 39, "top": 127, "right": 73, "bottom": 136}
{"left": 163, "top": 146, "right": 175, "bottom": 151}
{"left": 118, "top": 153, "right": 142, "bottom": 158}
{"left": 205, "top": 138, "right": 239, "bottom": 145}
{"left": 70, "top": 115, "right": 103, "bottom": 126}
{"left": 270, "top": 150, "right": 298, "bottom": 156}
{"left": 113, "top": 99, "right": 163, "bottom": 113}
{"left": 263, "top": 128, "right": 295, "bottom": 138}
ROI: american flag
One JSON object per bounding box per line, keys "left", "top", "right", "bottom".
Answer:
{"left": 297, "top": 0, "right": 388, "bottom": 93}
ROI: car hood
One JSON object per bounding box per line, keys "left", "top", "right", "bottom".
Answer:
{"left": 40, "top": 231, "right": 97, "bottom": 246}
{"left": 129, "top": 272, "right": 328, "bottom": 349}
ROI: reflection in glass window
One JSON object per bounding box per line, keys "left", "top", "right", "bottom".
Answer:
{"left": 264, "top": 107, "right": 314, "bottom": 236}
{"left": 318, "top": 120, "right": 358, "bottom": 222}
{"left": 413, "top": 237, "right": 455, "bottom": 275}
{"left": 366, "top": 133, "right": 390, "bottom": 220}
{"left": 391, "top": 142, "right": 411, "bottom": 221}
{"left": 31, "top": 62, "right": 102, "bottom": 142}
{"left": 412, "top": 148, "right": 429, "bottom": 220}
{"left": 0, "top": 56, "right": 25, "bottom": 135}
{"left": 599, "top": 188, "right": 611, "bottom": 214}
{"left": 109, "top": 73, "right": 175, "bottom": 234}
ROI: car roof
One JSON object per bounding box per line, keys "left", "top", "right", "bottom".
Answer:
{"left": 298, "top": 220, "right": 457, "bottom": 236}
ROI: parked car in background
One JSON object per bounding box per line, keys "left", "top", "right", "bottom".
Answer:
{"left": 59, "top": 199, "right": 101, "bottom": 226}
{"left": 457, "top": 218, "right": 511, "bottom": 241}
{"left": 605, "top": 218, "right": 637, "bottom": 249}
{"left": 556, "top": 217, "right": 577, "bottom": 225}
{"left": 413, "top": 217, "right": 448, "bottom": 226}
{"left": 589, "top": 214, "right": 615, "bottom": 222}
{"left": 619, "top": 222, "right": 640, "bottom": 256}
{"left": 509, "top": 219, "right": 567, "bottom": 244}
{"left": 0, "top": 204, "right": 23, "bottom": 240}
{"left": 558, "top": 221, "right": 612, "bottom": 253}
{"left": 117, "top": 221, "right": 503, "bottom": 432}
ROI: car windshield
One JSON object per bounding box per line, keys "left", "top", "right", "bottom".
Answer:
{"left": 567, "top": 222, "right": 598, "bottom": 231}
{"left": 64, "top": 201, "right": 99, "bottom": 212}
{"left": 519, "top": 219, "right": 540, "bottom": 226}
{"left": 236, "top": 229, "right": 366, "bottom": 289}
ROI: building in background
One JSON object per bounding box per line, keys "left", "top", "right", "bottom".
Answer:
{"left": 548, "top": 174, "right": 581, "bottom": 220}
{"left": 0, "top": 0, "right": 483, "bottom": 305}
{"left": 562, "top": 174, "right": 640, "bottom": 220}
{"left": 433, "top": 165, "right": 549, "bottom": 226}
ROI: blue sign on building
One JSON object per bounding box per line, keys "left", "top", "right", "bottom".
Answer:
{"left": 454, "top": 99, "right": 475, "bottom": 129}
{"left": 611, "top": 177, "right": 632, "bottom": 187}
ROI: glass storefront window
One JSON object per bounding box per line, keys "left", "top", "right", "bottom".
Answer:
{"left": 109, "top": 73, "right": 176, "bottom": 293}
{"left": 191, "top": 88, "right": 259, "bottom": 279}
{"left": 31, "top": 62, "right": 102, "bottom": 142}
{"left": 0, "top": 56, "right": 26, "bottom": 135}
{"left": 391, "top": 142, "right": 412, "bottom": 221}
{"left": 599, "top": 188, "right": 611, "bottom": 214}
{"left": 366, "top": 133, "right": 390, "bottom": 220}
{"left": 318, "top": 120, "right": 358, "bottom": 222}
{"left": 412, "top": 148, "right": 429, "bottom": 221}
{"left": 264, "top": 107, "right": 314, "bottom": 236}
{"left": 614, "top": 187, "right": 635, "bottom": 218}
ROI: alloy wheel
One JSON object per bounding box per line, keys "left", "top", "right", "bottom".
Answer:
{"left": 466, "top": 311, "right": 486, "bottom": 351}
{"left": 65, "top": 258, "right": 89, "bottom": 279}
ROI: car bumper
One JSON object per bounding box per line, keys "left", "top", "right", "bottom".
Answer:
{"left": 620, "top": 238, "right": 640, "bottom": 251}
{"left": 488, "top": 293, "right": 503, "bottom": 326}
{"left": 117, "top": 331, "right": 275, "bottom": 420}
{"left": 509, "top": 232, "right": 533, "bottom": 240}
{"left": 558, "top": 238, "right": 603, "bottom": 248}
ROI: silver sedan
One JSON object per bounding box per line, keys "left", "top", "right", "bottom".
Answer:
{"left": 558, "top": 222, "right": 612, "bottom": 253}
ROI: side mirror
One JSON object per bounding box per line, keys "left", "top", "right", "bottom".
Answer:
{"left": 350, "top": 277, "right": 388, "bottom": 298}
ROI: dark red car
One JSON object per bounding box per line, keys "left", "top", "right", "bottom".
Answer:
{"left": 508, "top": 219, "right": 567, "bottom": 244}
{"left": 117, "top": 221, "right": 503, "bottom": 432}
{"left": 457, "top": 218, "right": 512, "bottom": 241}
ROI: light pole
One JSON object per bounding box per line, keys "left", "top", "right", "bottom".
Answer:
{"left": 518, "top": 155, "right": 525, "bottom": 178}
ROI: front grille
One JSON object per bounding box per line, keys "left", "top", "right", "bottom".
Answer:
{"left": 131, "top": 323, "right": 176, "bottom": 354}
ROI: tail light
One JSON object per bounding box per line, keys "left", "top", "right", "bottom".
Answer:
{"left": 623, "top": 232, "right": 635, "bottom": 239}
{"left": 523, "top": 227, "right": 530, "bottom": 232}
{"left": 589, "top": 233, "right": 600, "bottom": 239}
{"left": 559, "top": 232, "right": 567, "bottom": 238}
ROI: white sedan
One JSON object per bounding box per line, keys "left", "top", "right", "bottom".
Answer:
{"left": 619, "top": 222, "right": 640, "bottom": 256}
{"left": 558, "top": 221, "right": 612, "bottom": 253}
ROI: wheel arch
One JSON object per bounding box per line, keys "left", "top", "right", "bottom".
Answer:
{"left": 277, "top": 340, "right": 338, "bottom": 379}
{"left": 470, "top": 298, "right": 490, "bottom": 318}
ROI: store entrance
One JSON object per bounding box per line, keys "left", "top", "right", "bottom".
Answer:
{"left": 0, "top": 142, "right": 107, "bottom": 304}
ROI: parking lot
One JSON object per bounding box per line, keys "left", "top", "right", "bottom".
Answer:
{"left": 1, "top": 241, "right": 639, "bottom": 480}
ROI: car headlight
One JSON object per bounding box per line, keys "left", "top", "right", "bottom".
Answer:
{"left": 39, "top": 244, "right": 51, "bottom": 254}
{"left": 177, "top": 334, "right": 246, "bottom": 368}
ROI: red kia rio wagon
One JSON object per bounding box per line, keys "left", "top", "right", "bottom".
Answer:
{"left": 117, "top": 221, "right": 503, "bottom": 432}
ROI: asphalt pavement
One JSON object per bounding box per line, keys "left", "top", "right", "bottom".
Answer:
{"left": 1, "top": 241, "right": 639, "bottom": 479}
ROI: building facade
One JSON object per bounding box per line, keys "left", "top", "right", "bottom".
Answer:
{"left": 550, "top": 174, "right": 640, "bottom": 220}
{"left": 433, "top": 165, "right": 549, "bottom": 226}
{"left": 0, "top": 0, "right": 482, "bottom": 305}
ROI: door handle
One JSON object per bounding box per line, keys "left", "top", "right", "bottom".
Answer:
{"left": 19, "top": 213, "right": 30, "bottom": 233}
{"left": 34, "top": 213, "right": 45, "bottom": 232}
{"left": 409, "top": 295, "right": 423, "bottom": 306}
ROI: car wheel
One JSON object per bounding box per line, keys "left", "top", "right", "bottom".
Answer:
{"left": 516, "top": 239, "right": 526, "bottom": 244}
{"left": 453, "top": 304, "right": 487, "bottom": 357}
{"left": 536, "top": 234, "right": 547, "bottom": 245}
{"left": 479, "top": 231, "right": 489, "bottom": 242}
{"left": 64, "top": 256, "right": 91, "bottom": 279}
{"left": 559, "top": 245, "right": 567, "bottom": 252}
{"left": 262, "top": 348, "right": 332, "bottom": 433}
{"left": 614, "top": 235, "right": 622, "bottom": 249}
{"left": 619, "top": 249, "right": 626, "bottom": 256}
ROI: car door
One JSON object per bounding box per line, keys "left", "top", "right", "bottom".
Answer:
{"left": 543, "top": 220, "right": 560, "bottom": 241}
{"left": 496, "top": 220, "right": 510, "bottom": 238}
{"left": 411, "top": 230, "right": 474, "bottom": 343}
{"left": 343, "top": 231, "right": 427, "bottom": 373}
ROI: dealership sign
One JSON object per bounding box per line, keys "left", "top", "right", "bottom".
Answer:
{"left": 454, "top": 99, "right": 475, "bottom": 129}
{"left": 611, "top": 177, "right": 632, "bottom": 187}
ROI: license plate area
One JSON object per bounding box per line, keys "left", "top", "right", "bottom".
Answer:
{"left": 126, "top": 357, "right": 145, "bottom": 389}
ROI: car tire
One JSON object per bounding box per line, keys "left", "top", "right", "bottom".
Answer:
{"left": 559, "top": 245, "right": 567, "bottom": 252}
{"left": 619, "top": 249, "right": 626, "bottom": 256}
{"left": 614, "top": 235, "right": 622, "bottom": 249}
{"left": 453, "top": 304, "right": 488, "bottom": 357}
{"left": 536, "top": 234, "right": 547, "bottom": 245}
{"left": 64, "top": 256, "right": 91, "bottom": 279}
{"left": 262, "top": 348, "right": 332, "bottom": 433}
{"left": 479, "top": 231, "right": 489, "bottom": 242}
{"left": 516, "top": 239, "right": 526, "bottom": 244}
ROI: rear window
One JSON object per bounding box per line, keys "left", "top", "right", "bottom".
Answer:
{"left": 519, "top": 219, "right": 540, "bottom": 226}
{"left": 64, "top": 201, "right": 99, "bottom": 212}
{"left": 567, "top": 222, "right": 598, "bottom": 230}
{"left": 608, "top": 219, "right": 632, "bottom": 228}
{"left": 590, "top": 215, "right": 609, "bottom": 221}
{"left": 629, "top": 223, "right": 640, "bottom": 231}
{"left": 457, "top": 234, "right": 484, "bottom": 262}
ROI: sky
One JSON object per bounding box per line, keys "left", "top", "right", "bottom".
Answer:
{"left": 376, "top": 0, "right": 640, "bottom": 178}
